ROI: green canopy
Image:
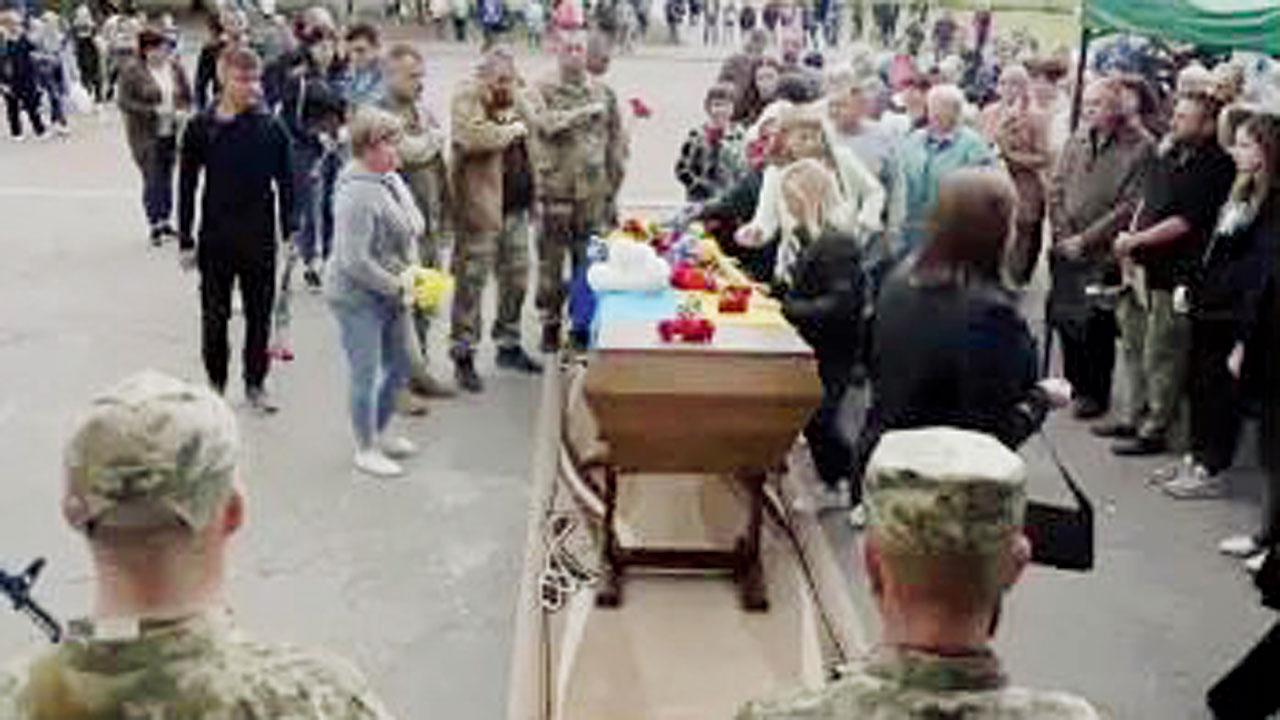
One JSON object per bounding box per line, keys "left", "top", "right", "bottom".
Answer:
{"left": 1083, "top": 0, "right": 1280, "bottom": 55}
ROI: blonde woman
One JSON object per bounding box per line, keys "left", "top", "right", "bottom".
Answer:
{"left": 326, "top": 107, "right": 424, "bottom": 478}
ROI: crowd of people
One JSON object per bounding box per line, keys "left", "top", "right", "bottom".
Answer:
{"left": 667, "top": 9, "right": 1280, "bottom": 582}
{"left": 0, "top": 0, "right": 1279, "bottom": 716}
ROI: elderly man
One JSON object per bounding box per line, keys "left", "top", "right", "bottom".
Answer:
{"left": 1103, "top": 91, "right": 1236, "bottom": 456}
{"left": 981, "top": 64, "right": 1052, "bottom": 286}
{"left": 449, "top": 46, "right": 542, "bottom": 392}
{"left": 379, "top": 42, "right": 455, "bottom": 405}
{"left": 738, "top": 427, "right": 1101, "bottom": 719}
{"left": 0, "top": 371, "right": 395, "bottom": 718}
{"left": 826, "top": 68, "right": 906, "bottom": 280}
{"left": 1048, "top": 77, "right": 1156, "bottom": 421}
{"left": 899, "top": 83, "right": 996, "bottom": 253}
{"left": 528, "top": 26, "right": 626, "bottom": 351}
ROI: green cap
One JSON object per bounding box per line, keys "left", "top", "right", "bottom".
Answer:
{"left": 865, "top": 427, "right": 1026, "bottom": 555}
{"left": 63, "top": 370, "right": 240, "bottom": 532}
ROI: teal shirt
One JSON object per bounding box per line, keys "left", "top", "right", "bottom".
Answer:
{"left": 900, "top": 126, "right": 996, "bottom": 252}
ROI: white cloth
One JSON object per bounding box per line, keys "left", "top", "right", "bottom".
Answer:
{"left": 151, "top": 64, "right": 176, "bottom": 137}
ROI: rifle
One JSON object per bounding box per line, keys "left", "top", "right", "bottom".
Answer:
{"left": 0, "top": 559, "right": 62, "bottom": 643}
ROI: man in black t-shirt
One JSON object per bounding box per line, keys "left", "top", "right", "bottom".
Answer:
{"left": 1105, "top": 92, "right": 1235, "bottom": 456}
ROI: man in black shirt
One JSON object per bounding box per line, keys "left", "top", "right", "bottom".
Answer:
{"left": 1105, "top": 92, "right": 1235, "bottom": 455}
{"left": 178, "top": 47, "right": 294, "bottom": 414}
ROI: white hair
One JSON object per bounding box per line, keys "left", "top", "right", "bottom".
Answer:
{"left": 927, "top": 84, "right": 965, "bottom": 112}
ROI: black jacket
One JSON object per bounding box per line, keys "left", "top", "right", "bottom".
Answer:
{"left": 1134, "top": 139, "right": 1236, "bottom": 290}
{"left": 1193, "top": 192, "right": 1279, "bottom": 344}
{"left": 280, "top": 60, "right": 348, "bottom": 152}
{"left": 0, "top": 35, "right": 39, "bottom": 95}
{"left": 178, "top": 108, "right": 295, "bottom": 261}
{"left": 193, "top": 40, "right": 224, "bottom": 110}
{"left": 869, "top": 267, "right": 1050, "bottom": 449}
{"left": 782, "top": 230, "right": 864, "bottom": 356}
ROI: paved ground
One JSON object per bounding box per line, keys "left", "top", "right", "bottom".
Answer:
{"left": 0, "top": 34, "right": 1273, "bottom": 720}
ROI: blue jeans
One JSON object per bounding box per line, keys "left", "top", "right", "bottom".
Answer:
{"left": 35, "top": 61, "right": 65, "bottom": 126}
{"left": 292, "top": 143, "right": 341, "bottom": 263}
{"left": 331, "top": 297, "right": 412, "bottom": 449}
{"left": 141, "top": 136, "right": 177, "bottom": 228}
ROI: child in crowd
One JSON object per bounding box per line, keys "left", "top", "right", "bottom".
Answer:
{"left": 675, "top": 82, "right": 747, "bottom": 202}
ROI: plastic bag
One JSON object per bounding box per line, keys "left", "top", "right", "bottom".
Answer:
{"left": 67, "top": 82, "right": 94, "bottom": 115}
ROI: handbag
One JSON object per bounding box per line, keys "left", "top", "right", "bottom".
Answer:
{"left": 1023, "top": 432, "right": 1095, "bottom": 571}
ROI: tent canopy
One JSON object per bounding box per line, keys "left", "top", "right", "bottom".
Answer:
{"left": 1083, "top": 0, "right": 1280, "bottom": 55}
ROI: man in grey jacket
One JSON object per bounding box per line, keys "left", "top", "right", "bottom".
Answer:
{"left": 1047, "top": 77, "right": 1155, "bottom": 421}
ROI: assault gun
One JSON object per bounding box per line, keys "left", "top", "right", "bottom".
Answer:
{"left": 0, "top": 559, "right": 62, "bottom": 643}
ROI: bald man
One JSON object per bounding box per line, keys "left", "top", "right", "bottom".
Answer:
{"left": 1048, "top": 77, "right": 1156, "bottom": 421}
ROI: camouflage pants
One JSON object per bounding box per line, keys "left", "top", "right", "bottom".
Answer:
{"left": 537, "top": 200, "right": 598, "bottom": 325}
{"left": 1117, "top": 287, "right": 1190, "bottom": 439}
{"left": 409, "top": 232, "right": 448, "bottom": 381}
{"left": 449, "top": 212, "right": 530, "bottom": 356}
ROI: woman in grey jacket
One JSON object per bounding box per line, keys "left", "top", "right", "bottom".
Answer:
{"left": 326, "top": 107, "right": 424, "bottom": 478}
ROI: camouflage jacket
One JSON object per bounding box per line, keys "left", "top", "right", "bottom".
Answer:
{"left": 523, "top": 71, "right": 625, "bottom": 206}
{"left": 0, "top": 610, "right": 396, "bottom": 720}
{"left": 736, "top": 645, "right": 1102, "bottom": 719}
{"left": 380, "top": 92, "right": 451, "bottom": 239}
{"left": 449, "top": 77, "right": 535, "bottom": 234}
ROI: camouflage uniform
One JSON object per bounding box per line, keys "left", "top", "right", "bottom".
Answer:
{"left": 0, "top": 371, "right": 396, "bottom": 720}
{"left": 448, "top": 77, "right": 534, "bottom": 357}
{"left": 380, "top": 91, "right": 452, "bottom": 380}
{"left": 526, "top": 70, "right": 625, "bottom": 331}
{"left": 0, "top": 611, "right": 394, "bottom": 720}
{"left": 737, "top": 427, "right": 1102, "bottom": 720}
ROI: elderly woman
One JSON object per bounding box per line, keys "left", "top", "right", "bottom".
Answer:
{"left": 118, "top": 26, "right": 192, "bottom": 246}
{"left": 326, "top": 107, "right": 423, "bottom": 478}
{"left": 847, "top": 169, "right": 1071, "bottom": 516}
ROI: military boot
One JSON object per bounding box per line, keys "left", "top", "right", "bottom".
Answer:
{"left": 454, "top": 353, "right": 484, "bottom": 394}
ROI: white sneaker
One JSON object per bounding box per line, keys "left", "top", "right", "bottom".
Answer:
{"left": 1148, "top": 455, "right": 1193, "bottom": 486}
{"left": 1219, "top": 535, "right": 1261, "bottom": 558}
{"left": 848, "top": 503, "right": 867, "bottom": 530}
{"left": 354, "top": 449, "right": 404, "bottom": 477}
{"left": 379, "top": 435, "right": 418, "bottom": 459}
{"left": 1163, "top": 465, "right": 1226, "bottom": 499}
{"left": 1245, "top": 550, "right": 1269, "bottom": 574}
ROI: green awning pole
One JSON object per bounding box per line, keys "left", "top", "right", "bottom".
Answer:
{"left": 1069, "top": 24, "right": 1090, "bottom": 132}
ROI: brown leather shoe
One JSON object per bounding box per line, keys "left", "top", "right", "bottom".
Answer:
{"left": 410, "top": 373, "right": 456, "bottom": 399}
{"left": 396, "top": 390, "right": 430, "bottom": 416}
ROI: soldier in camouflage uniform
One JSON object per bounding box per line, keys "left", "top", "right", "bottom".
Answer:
{"left": 527, "top": 26, "right": 627, "bottom": 351}
{"left": 380, "top": 42, "right": 457, "bottom": 409}
{"left": 738, "top": 427, "right": 1102, "bottom": 720}
{"left": 448, "top": 46, "right": 544, "bottom": 393}
{"left": 0, "top": 371, "right": 396, "bottom": 720}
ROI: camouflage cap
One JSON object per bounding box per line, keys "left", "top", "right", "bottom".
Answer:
{"left": 63, "top": 370, "right": 240, "bottom": 532}
{"left": 865, "top": 427, "right": 1026, "bottom": 555}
